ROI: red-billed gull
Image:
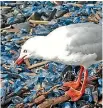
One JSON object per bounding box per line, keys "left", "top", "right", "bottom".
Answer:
{"left": 15, "top": 23, "right": 102, "bottom": 101}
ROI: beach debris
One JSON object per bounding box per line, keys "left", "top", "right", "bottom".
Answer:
{"left": 1, "top": 1, "right": 102, "bottom": 108}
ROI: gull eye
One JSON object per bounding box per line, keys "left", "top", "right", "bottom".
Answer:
{"left": 23, "top": 50, "right": 27, "bottom": 53}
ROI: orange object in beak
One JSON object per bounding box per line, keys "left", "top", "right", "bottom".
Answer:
{"left": 15, "top": 55, "right": 27, "bottom": 65}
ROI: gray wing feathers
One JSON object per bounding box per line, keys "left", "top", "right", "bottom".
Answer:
{"left": 67, "top": 42, "right": 102, "bottom": 60}
{"left": 66, "top": 23, "right": 102, "bottom": 61}
{"left": 67, "top": 24, "right": 102, "bottom": 46}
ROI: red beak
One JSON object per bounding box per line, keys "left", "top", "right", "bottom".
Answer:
{"left": 15, "top": 55, "right": 26, "bottom": 65}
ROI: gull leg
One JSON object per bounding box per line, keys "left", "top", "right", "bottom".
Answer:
{"left": 63, "top": 66, "right": 84, "bottom": 89}
{"left": 65, "top": 68, "right": 88, "bottom": 101}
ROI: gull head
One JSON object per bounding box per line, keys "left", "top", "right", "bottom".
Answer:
{"left": 15, "top": 38, "right": 36, "bottom": 65}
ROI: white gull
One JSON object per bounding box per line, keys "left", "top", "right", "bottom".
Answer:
{"left": 16, "top": 23, "right": 102, "bottom": 101}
